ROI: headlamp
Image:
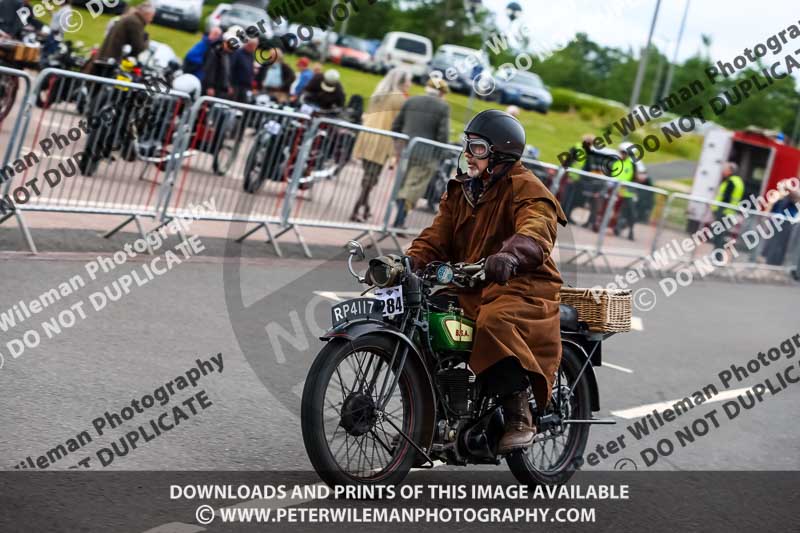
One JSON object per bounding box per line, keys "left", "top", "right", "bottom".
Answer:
{"left": 367, "top": 255, "right": 403, "bottom": 288}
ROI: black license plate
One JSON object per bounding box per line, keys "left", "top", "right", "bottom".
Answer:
{"left": 331, "top": 298, "right": 384, "bottom": 328}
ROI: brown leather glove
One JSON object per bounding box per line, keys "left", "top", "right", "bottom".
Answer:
{"left": 485, "top": 234, "right": 545, "bottom": 283}
{"left": 485, "top": 252, "right": 519, "bottom": 283}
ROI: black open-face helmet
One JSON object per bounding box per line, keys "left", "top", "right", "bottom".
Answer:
{"left": 463, "top": 109, "right": 526, "bottom": 162}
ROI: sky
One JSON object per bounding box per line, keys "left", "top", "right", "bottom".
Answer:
{"left": 482, "top": 0, "right": 799, "bottom": 69}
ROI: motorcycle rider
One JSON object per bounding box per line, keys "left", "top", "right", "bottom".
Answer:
{"left": 407, "top": 110, "right": 567, "bottom": 454}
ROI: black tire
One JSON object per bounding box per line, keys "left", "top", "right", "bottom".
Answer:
{"left": 212, "top": 115, "right": 241, "bottom": 175}
{"left": 242, "top": 141, "right": 269, "bottom": 194}
{"left": 302, "top": 334, "right": 427, "bottom": 487}
{"left": 0, "top": 74, "right": 19, "bottom": 122}
{"left": 506, "top": 343, "right": 591, "bottom": 486}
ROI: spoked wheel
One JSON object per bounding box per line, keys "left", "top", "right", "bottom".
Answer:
{"left": 506, "top": 344, "right": 591, "bottom": 486}
{"left": 302, "top": 334, "right": 425, "bottom": 487}
{"left": 212, "top": 116, "right": 241, "bottom": 175}
{"left": 0, "top": 74, "right": 19, "bottom": 122}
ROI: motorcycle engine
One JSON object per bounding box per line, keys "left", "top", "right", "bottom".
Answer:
{"left": 437, "top": 362, "right": 475, "bottom": 417}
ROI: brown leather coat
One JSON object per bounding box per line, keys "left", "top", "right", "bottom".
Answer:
{"left": 407, "top": 160, "right": 567, "bottom": 409}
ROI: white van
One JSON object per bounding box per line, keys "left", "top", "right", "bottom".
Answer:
{"left": 373, "top": 31, "right": 433, "bottom": 78}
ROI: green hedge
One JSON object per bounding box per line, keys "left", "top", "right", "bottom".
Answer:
{"left": 550, "top": 87, "right": 626, "bottom": 120}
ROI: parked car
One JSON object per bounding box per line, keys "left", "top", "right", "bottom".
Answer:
{"left": 328, "top": 35, "right": 371, "bottom": 70}
{"left": 152, "top": 0, "right": 202, "bottom": 32}
{"left": 372, "top": 31, "right": 432, "bottom": 79}
{"left": 426, "top": 44, "right": 489, "bottom": 94}
{"left": 494, "top": 69, "right": 552, "bottom": 113}
{"left": 206, "top": 2, "right": 273, "bottom": 38}
{"left": 71, "top": 0, "right": 127, "bottom": 15}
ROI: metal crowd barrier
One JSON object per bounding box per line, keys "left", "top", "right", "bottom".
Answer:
{"left": 381, "top": 136, "right": 462, "bottom": 250}
{"left": 652, "top": 192, "right": 799, "bottom": 281}
{"left": 279, "top": 117, "right": 409, "bottom": 257}
{"left": 158, "top": 96, "right": 311, "bottom": 257}
{"left": 0, "top": 66, "right": 35, "bottom": 251}
{"left": 1, "top": 68, "right": 192, "bottom": 252}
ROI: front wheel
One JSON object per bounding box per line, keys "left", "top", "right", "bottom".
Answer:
{"left": 506, "top": 343, "right": 592, "bottom": 486}
{"left": 302, "top": 334, "right": 426, "bottom": 487}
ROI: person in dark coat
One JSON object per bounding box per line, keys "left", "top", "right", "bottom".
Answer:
{"left": 391, "top": 77, "right": 450, "bottom": 228}
{"left": 97, "top": 3, "right": 154, "bottom": 61}
{"left": 255, "top": 47, "right": 296, "bottom": 103}
{"left": 302, "top": 69, "right": 345, "bottom": 110}
{"left": 202, "top": 26, "right": 239, "bottom": 98}
{"left": 230, "top": 37, "right": 257, "bottom": 102}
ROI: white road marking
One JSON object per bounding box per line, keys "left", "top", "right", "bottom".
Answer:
{"left": 602, "top": 362, "right": 634, "bottom": 374}
{"left": 631, "top": 316, "right": 643, "bottom": 331}
{"left": 611, "top": 386, "right": 759, "bottom": 419}
{"left": 314, "top": 290, "right": 365, "bottom": 302}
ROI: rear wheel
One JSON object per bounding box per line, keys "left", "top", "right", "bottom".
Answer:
{"left": 212, "top": 115, "right": 241, "bottom": 175}
{"left": 506, "top": 344, "right": 591, "bottom": 486}
{"left": 0, "top": 74, "right": 19, "bottom": 122}
{"left": 242, "top": 139, "right": 269, "bottom": 193}
{"left": 302, "top": 335, "right": 426, "bottom": 487}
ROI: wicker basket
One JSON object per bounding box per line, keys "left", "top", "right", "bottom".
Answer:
{"left": 559, "top": 287, "right": 632, "bottom": 333}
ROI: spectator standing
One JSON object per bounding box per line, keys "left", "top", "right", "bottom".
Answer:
{"left": 612, "top": 142, "right": 637, "bottom": 240}
{"left": 302, "top": 69, "right": 345, "bottom": 110}
{"left": 561, "top": 134, "right": 594, "bottom": 224}
{"left": 390, "top": 77, "right": 450, "bottom": 229}
{"left": 183, "top": 26, "right": 222, "bottom": 83}
{"left": 202, "top": 26, "right": 240, "bottom": 98}
{"left": 0, "top": 0, "right": 24, "bottom": 38}
{"left": 762, "top": 181, "right": 800, "bottom": 265}
{"left": 97, "top": 2, "right": 154, "bottom": 61}
{"left": 291, "top": 56, "right": 313, "bottom": 99}
{"left": 349, "top": 67, "right": 412, "bottom": 222}
{"left": 231, "top": 37, "right": 258, "bottom": 102}
{"left": 257, "top": 48, "right": 295, "bottom": 103}
{"left": 634, "top": 161, "right": 654, "bottom": 223}
{"left": 711, "top": 162, "right": 745, "bottom": 249}
{"left": 50, "top": 0, "right": 73, "bottom": 34}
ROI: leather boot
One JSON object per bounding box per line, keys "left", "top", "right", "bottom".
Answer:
{"left": 497, "top": 390, "right": 536, "bottom": 454}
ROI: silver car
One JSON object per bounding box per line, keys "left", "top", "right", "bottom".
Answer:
{"left": 151, "top": 0, "right": 203, "bottom": 33}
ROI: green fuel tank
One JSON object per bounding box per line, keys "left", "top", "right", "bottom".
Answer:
{"left": 427, "top": 311, "right": 475, "bottom": 352}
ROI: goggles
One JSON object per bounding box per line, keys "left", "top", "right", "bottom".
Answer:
{"left": 462, "top": 136, "right": 492, "bottom": 159}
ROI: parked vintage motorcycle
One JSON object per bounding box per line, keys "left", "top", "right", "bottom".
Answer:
{"left": 242, "top": 104, "right": 356, "bottom": 194}
{"left": 36, "top": 39, "right": 90, "bottom": 109}
{"left": 302, "top": 242, "right": 621, "bottom": 487}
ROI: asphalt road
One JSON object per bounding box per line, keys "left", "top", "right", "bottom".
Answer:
{"left": 0, "top": 233, "right": 798, "bottom": 531}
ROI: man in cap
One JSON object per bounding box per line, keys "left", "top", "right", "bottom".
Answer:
{"left": 302, "top": 68, "right": 346, "bottom": 110}
{"left": 390, "top": 77, "right": 451, "bottom": 229}
{"left": 292, "top": 57, "right": 314, "bottom": 99}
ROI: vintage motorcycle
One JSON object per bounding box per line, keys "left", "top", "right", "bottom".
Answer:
{"left": 301, "top": 242, "right": 619, "bottom": 487}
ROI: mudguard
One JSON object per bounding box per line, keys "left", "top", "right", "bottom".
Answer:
{"left": 560, "top": 337, "right": 601, "bottom": 412}
{"left": 321, "top": 320, "right": 437, "bottom": 459}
